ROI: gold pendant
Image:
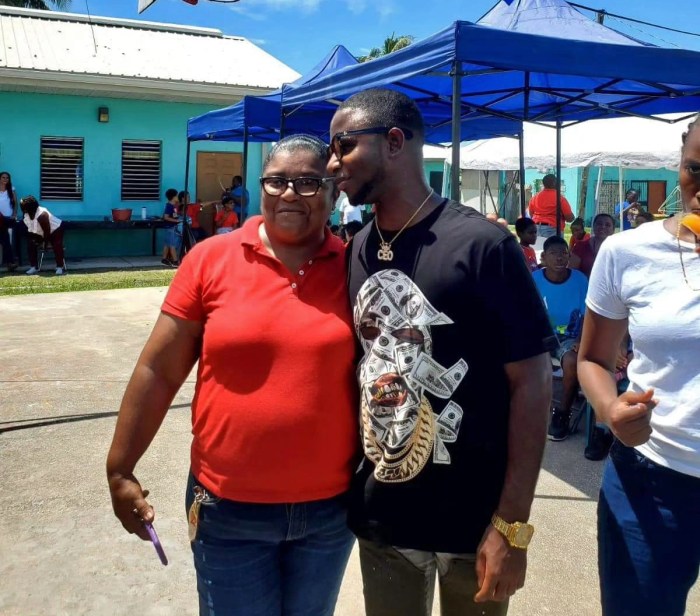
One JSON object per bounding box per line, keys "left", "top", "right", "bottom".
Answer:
{"left": 377, "top": 241, "right": 394, "bottom": 261}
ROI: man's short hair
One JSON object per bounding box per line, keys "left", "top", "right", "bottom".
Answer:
{"left": 338, "top": 88, "right": 425, "bottom": 142}
{"left": 542, "top": 174, "right": 557, "bottom": 189}
{"left": 543, "top": 235, "right": 568, "bottom": 252}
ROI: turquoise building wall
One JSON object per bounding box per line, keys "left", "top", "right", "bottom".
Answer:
{"left": 0, "top": 92, "right": 263, "bottom": 257}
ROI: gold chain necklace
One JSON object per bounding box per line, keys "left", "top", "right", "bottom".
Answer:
{"left": 375, "top": 189, "right": 434, "bottom": 262}
{"left": 676, "top": 215, "right": 700, "bottom": 292}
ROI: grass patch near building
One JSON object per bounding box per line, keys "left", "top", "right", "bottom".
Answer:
{"left": 0, "top": 268, "right": 175, "bottom": 296}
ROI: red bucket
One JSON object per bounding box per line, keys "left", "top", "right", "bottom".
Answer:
{"left": 111, "top": 208, "right": 133, "bottom": 222}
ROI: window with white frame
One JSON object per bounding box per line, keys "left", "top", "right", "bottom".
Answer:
{"left": 121, "top": 140, "right": 162, "bottom": 201}
{"left": 40, "top": 137, "right": 84, "bottom": 201}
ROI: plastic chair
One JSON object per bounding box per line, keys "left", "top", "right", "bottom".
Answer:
{"left": 37, "top": 243, "right": 67, "bottom": 272}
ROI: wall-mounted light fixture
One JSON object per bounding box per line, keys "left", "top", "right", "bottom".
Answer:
{"left": 98, "top": 106, "right": 109, "bottom": 123}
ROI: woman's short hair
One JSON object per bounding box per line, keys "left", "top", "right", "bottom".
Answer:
{"left": 263, "top": 134, "right": 329, "bottom": 172}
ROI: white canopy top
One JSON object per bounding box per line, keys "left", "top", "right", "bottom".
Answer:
{"left": 460, "top": 114, "right": 691, "bottom": 171}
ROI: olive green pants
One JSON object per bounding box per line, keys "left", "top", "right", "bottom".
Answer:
{"left": 359, "top": 538, "right": 509, "bottom": 616}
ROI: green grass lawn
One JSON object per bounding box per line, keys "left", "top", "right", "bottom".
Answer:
{"left": 0, "top": 268, "right": 176, "bottom": 296}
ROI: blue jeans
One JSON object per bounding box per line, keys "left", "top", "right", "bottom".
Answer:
{"left": 598, "top": 441, "right": 700, "bottom": 616}
{"left": 185, "top": 473, "right": 355, "bottom": 616}
{"left": 535, "top": 223, "right": 556, "bottom": 238}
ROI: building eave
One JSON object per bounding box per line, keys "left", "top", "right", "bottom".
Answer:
{"left": 0, "top": 69, "right": 275, "bottom": 104}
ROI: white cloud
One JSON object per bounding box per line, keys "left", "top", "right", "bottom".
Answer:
{"left": 344, "top": 0, "right": 367, "bottom": 15}
{"left": 377, "top": 1, "right": 397, "bottom": 19}
{"left": 230, "top": 0, "right": 322, "bottom": 14}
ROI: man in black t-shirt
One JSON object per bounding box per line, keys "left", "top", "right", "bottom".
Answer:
{"left": 328, "top": 89, "right": 555, "bottom": 616}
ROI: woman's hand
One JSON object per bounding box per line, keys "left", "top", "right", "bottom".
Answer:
{"left": 604, "top": 389, "right": 656, "bottom": 447}
{"left": 108, "top": 472, "right": 154, "bottom": 541}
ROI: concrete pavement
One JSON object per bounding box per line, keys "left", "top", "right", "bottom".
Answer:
{"left": 1, "top": 287, "right": 698, "bottom": 616}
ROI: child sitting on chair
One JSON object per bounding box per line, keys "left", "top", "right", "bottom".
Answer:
{"left": 532, "top": 236, "right": 588, "bottom": 442}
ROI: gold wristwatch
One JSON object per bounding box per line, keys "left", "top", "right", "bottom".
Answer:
{"left": 491, "top": 514, "right": 535, "bottom": 550}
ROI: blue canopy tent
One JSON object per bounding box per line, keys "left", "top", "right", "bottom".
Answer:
{"left": 188, "top": 44, "right": 359, "bottom": 143}
{"left": 186, "top": 42, "right": 521, "bottom": 219}
{"left": 280, "top": 14, "right": 700, "bottom": 216}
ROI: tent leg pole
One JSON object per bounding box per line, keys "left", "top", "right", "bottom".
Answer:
{"left": 556, "top": 121, "right": 562, "bottom": 237}
{"left": 179, "top": 138, "right": 193, "bottom": 261}
{"left": 618, "top": 167, "right": 624, "bottom": 230}
{"left": 450, "top": 61, "right": 461, "bottom": 202}
{"left": 242, "top": 128, "right": 249, "bottom": 222}
{"left": 518, "top": 129, "right": 526, "bottom": 217}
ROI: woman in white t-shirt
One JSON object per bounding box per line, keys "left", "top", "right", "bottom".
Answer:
{"left": 20, "top": 195, "right": 66, "bottom": 276}
{"left": 0, "top": 171, "right": 18, "bottom": 270}
{"left": 578, "top": 116, "right": 700, "bottom": 616}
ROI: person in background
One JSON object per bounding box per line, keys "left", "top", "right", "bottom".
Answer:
{"left": 337, "top": 191, "right": 365, "bottom": 226}
{"left": 331, "top": 88, "right": 554, "bottom": 616}
{"left": 341, "top": 220, "right": 363, "bottom": 244}
{"left": 496, "top": 217, "right": 510, "bottom": 228}
{"left": 634, "top": 210, "right": 656, "bottom": 227}
{"left": 19, "top": 196, "right": 66, "bottom": 276}
{"left": 614, "top": 189, "right": 640, "bottom": 231}
{"left": 515, "top": 217, "right": 539, "bottom": 272}
{"left": 0, "top": 171, "right": 18, "bottom": 271}
{"left": 230, "top": 175, "right": 250, "bottom": 222}
{"left": 578, "top": 115, "right": 700, "bottom": 616}
{"left": 569, "top": 212, "right": 615, "bottom": 278}
{"left": 532, "top": 236, "right": 588, "bottom": 442}
{"left": 528, "top": 174, "right": 574, "bottom": 238}
{"left": 107, "top": 134, "right": 357, "bottom": 616}
{"left": 568, "top": 217, "right": 589, "bottom": 251}
{"left": 485, "top": 212, "right": 499, "bottom": 222}
{"left": 161, "top": 188, "right": 180, "bottom": 267}
{"left": 214, "top": 195, "right": 239, "bottom": 234}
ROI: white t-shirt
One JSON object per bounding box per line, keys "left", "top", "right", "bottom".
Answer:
{"left": 586, "top": 220, "right": 700, "bottom": 478}
{"left": 337, "top": 193, "right": 364, "bottom": 224}
{"left": 24, "top": 206, "right": 62, "bottom": 237}
{"left": 0, "top": 190, "right": 13, "bottom": 217}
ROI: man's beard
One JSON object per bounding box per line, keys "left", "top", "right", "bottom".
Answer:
{"left": 349, "top": 168, "right": 384, "bottom": 206}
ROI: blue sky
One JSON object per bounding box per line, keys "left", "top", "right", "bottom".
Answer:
{"left": 73, "top": 0, "right": 700, "bottom": 75}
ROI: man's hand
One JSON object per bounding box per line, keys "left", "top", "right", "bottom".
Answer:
{"left": 604, "top": 389, "right": 656, "bottom": 447}
{"left": 107, "top": 472, "right": 154, "bottom": 541}
{"left": 474, "top": 525, "right": 527, "bottom": 603}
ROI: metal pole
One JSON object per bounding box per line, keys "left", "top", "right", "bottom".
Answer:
{"left": 179, "top": 139, "right": 193, "bottom": 260}
{"left": 556, "top": 121, "right": 562, "bottom": 237}
{"left": 518, "top": 129, "right": 526, "bottom": 217}
{"left": 242, "top": 127, "right": 249, "bottom": 222}
{"left": 450, "top": 60, "right": 461, "bottom": 202}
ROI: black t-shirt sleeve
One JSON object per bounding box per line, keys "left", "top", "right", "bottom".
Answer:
{"left": 478, "top": 235, "right": 556, "bottom": 363}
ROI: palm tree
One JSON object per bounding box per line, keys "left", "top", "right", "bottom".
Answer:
{"left": 358, "top": 33, "right": 414, "bottom": 63}
{"left": 0, "top": 0, "right": 72, "bottom": 9}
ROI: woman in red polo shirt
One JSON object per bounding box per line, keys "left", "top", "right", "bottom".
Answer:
{"left": 107, "top": 135, "right": 358, "bottom": 615}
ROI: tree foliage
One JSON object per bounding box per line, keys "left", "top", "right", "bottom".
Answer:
{"left": 358, "top": 33, "right": 414, "bottom": 63}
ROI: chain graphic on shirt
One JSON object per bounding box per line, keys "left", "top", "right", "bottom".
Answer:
{"left": 355, "top": 270, "right": 467, "bottom": 483}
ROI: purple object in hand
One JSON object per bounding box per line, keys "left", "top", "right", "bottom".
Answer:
{"left": 143, "top": 521, "right": 168, "bottom": 566}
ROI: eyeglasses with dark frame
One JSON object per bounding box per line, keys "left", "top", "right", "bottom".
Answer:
{"left": 259, "top": 176, "right": 336, "bottom": 197}
{"left": 330, "top": 126, "right": 414, "bottom": 161}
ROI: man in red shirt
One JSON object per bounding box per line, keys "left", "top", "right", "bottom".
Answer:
{"left": 528, "top": 174, "right": 574, "bottom": 238}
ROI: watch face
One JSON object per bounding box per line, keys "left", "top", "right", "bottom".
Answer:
{"left": 514, "top": 524, "right": 534, "bottom": 547}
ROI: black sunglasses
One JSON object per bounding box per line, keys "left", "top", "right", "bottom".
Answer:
{"left": 330, "top": 126, "right": 414, "bottom": 160}
{"left": 260, "top": 176, "right": 335, "bottom": 197}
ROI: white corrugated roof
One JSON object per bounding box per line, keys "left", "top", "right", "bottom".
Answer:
{"left": 0, "top": 6, "right": 300, "bottom": 102}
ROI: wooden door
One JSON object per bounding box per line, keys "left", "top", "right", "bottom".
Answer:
{"left": 646, "top": 180, "right": 667, "bottom": 214}
{"left": 195, "top": 152, "right": 242, "bottom": 202}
